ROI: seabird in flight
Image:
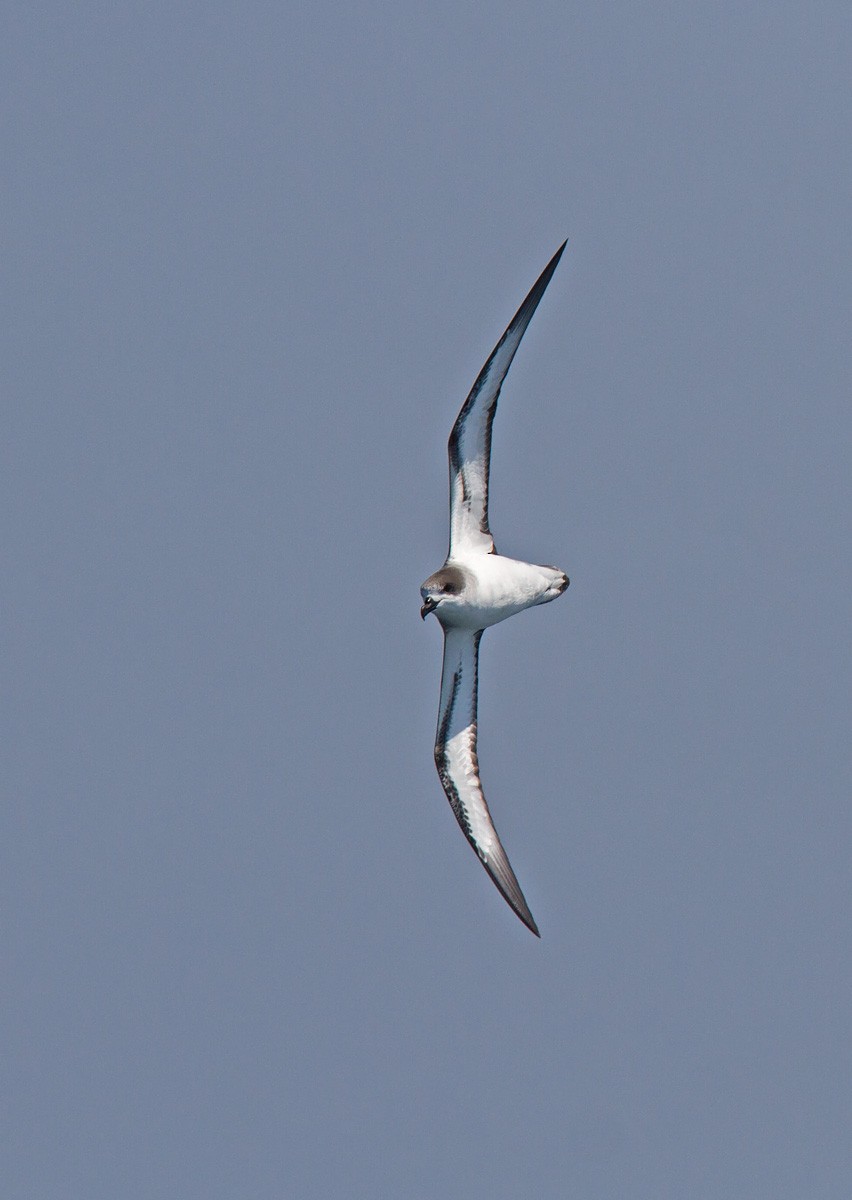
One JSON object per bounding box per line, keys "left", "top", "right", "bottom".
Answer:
{"left": 420, "top": 242, "right": 569, "bottom": 936}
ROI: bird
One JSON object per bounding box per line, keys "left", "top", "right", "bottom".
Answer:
{"left": 420, "top": 242, "right": 569, "bottom": 936}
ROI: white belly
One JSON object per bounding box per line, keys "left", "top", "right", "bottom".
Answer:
{"left": 447, "top": 553, "right": 568, "bottom": 629}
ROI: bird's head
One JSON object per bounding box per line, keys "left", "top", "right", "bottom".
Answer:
{"left": 420, "top": 564, "right": 467, "bottom": 621}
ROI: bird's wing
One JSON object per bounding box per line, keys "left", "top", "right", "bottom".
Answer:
{"left": 433, "top": 627, "right": 540, "bottom": 936}
{"left": 447, "top": 241, "right": 566, "bottom": 557}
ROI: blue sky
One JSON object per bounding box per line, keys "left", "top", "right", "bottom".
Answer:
{"left": 3, "top": 3, "right": 850, "bottom": 1196}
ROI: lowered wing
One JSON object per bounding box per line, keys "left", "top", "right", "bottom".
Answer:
{"left": 433, "top": 627, "right": 540, "bottom": 936}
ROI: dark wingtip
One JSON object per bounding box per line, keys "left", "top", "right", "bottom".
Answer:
{"left": 509, "top": 241, "right": 568, "bottom": 334}
{"left": 544, "top": 239, "right": 568, "bottom": 274}
{"left": 481, "top": 846, "right": 541, "bottom": 937}
{"left": 518, "top": 905, "right": 542, "bottom": 938}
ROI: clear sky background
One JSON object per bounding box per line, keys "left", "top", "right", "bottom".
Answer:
{"left": 3, "top": 3, "right": 850, "bottom": 1197}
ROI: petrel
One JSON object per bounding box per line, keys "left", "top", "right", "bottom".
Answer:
{"left": 420, "top": 243, "right": 569, "bottom": 936}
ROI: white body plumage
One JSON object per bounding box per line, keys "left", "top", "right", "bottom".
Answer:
{"left": 419, "top": 242, "right": 570, "bottom": 936}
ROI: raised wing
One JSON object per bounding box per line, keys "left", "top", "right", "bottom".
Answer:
{"left": 434, "top": 628, "right": 540, "bottom": 936}
{"left": 448, "top": 241, "right": 566, "bottom": 557}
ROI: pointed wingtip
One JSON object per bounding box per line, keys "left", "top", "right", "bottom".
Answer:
{"left": 521, "top": 907, "right": 542, "bottom": 938}
{"left": 550, "top": 239, "right": 568, "bottom": 267}
{"left": 503, "top": 240, "right": 568, "bottom": 340}
{"left": 515, "top": 898, "right": 541, "bottom": 938}
{"left": 480, "top": 846, "right": 541, "bottom": 937}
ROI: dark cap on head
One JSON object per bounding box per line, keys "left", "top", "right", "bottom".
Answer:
{"left": 422, "top": 565, "right": 466, "bottom": 596}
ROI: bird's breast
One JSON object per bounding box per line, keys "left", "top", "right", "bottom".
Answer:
{"left": 449, "top": 554, "right": 567, "bottom": 629}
